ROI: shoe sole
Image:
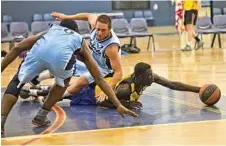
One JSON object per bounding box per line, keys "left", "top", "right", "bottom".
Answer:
{"left": 32, "top": 121, "right": 50, "bottom": 127}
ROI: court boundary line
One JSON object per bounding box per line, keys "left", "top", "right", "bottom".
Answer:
{"left": 2, "top": 119, "right": 226, "bottom": 141}
{"left": 1, "top": 90, "right": 225, "bottom": 142}
{"left": 19, "top": 105, "right": 66, "bottom": 145}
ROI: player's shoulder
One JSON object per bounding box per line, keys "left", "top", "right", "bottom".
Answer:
{"left": 109, "top": 30, "right": 120, "bottom": 44}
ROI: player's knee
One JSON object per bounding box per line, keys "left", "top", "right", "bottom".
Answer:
{"left": 67, "top": 77, "right": 88, "bottom": 94}
{"left": 185, "top": 25, "right": 193, "bottom": 31}
{"left": 77, "top": 77, "right": 89, "bottom": 88}
{"left": 4, "top": 74, "right": 24, "bottom": 98}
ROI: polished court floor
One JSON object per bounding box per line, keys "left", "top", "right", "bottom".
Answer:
{"left": 1, "top": 28, "right": 226, "bottom": 145}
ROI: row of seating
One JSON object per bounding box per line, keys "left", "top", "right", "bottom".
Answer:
{"left": 213, "top": 7, "right": 226, "bottom": 16}
{"left": 1, "top": 18, "right": 156, "bottom": 51}
{"left": 2, "top": 15, "right": 226, "bottom": 51}
{"left": 2, "top": 13, "right": 54, "bottom": 24}
{"left": 196, "top": 15, "right": 226, "bottom": 48}
{"left": 2, "top": 10, "right": 155, "bottom": 22}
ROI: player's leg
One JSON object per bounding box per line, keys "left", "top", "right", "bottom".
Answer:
{"left": 32, "top": 62, "right": 73, "bottom": 126}
{"left": 182, "top": 10, "right": 193, "bottom": 51}
{"left": 62, "top": 60, "right": 92, "bottom": 98}
{"left": 1, "top": 74, "right": 25, "bottom": 134}
{"left": 32, "top": 77, "right": 71, "bottom": 126}
{"left": 192, "top": 10, "right": 204, "bottom": 50}
{"left": 1, "top": 56, "right": 45, "bottom": 133}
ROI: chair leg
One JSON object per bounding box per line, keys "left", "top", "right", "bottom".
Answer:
{"left": 217, "top": 33, "right": 221, "bottom": 48}
{"left": 147, "top": 36, "right": 151, "bottom": 51}
{"left": 151, "top": 35, "right": 156, "bottom": 52}
{"left": 9, "top": 41, "right": 14, "bottom": 50}
{"left": 201, "top": 34, "right": 204, "bottom": 49}
{"left": 129, "top": 37, "right": 133, "bottom": 45}
{"left": 211, "top": 33, "right": 217, "bottom": 48}
{"left": 134, "top": 37, "right": 137, "bottom": 46}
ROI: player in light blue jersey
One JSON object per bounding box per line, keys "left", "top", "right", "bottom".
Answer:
{"left": 1, "top": 19, "right": 137, "bottom": 134}
{"left": 49, "top": 12, "right": 123, "bottom": 101}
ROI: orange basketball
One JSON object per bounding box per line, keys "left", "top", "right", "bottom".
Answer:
{"left": 199, "top": 84, "right": 221, "bottom": 106}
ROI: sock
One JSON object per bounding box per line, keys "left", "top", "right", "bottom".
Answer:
{"left": 40, "top": 86, "right": 50, "bottom": 90}
{"left": 36, "top": 107, "right": 50, "bottom": 118}
{"left": 186, "top": 41, "right": 192, "bottom": 46}
{"left": 195, "top": 36, "right": 200, "bottom": 42}
{"left": 29, "top": 89, "right": 38, "bottom": 96}
{"left": 62, "top": 90, "right": 72, "bottom": 98}
{"left": 1, "top": 116, "right": 7, "bottom": 128}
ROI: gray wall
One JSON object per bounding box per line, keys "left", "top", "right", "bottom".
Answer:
{"left": 2, "top": 1, "right": 175, "bottom": 28}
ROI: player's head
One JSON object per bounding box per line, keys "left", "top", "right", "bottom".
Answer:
{"left": 134, "top": 62, "right": 154, "bottom": 86}
{"left": 96, "top": 15, "right": 111, "bottom": 41}
{"left": 60, "top": 19, "right": 78, "bottom": 32}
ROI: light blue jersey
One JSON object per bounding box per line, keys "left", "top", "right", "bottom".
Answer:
{"left": 74, "top": 29, "right": 121, "bottom": 84}
{"left": 89, "top": 29, "right": 121, "bottom": 73}
{"left": 18, "top": 25, "right": 83, "bottom": 87}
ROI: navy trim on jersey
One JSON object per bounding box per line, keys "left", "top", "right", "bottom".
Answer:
{"left": 103, "top": 43, "right": 121, "bottom": 58}
{"left": 103, "top": 43, "right": 120, "bottom": 69}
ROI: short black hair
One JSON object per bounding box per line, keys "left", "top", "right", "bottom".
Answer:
{"left": 96, "top": 14, "right": 111, "bottom": 29}
{"left": 60, "top": 19, "right": 78, "bottom": 32}
{"left": 134, "top": 62, "right": 151, "bottom": 77}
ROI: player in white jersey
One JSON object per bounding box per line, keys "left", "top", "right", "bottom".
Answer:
{"left": 1, "top": 20, "right": 137, "bottom": 134}
{"left": 48, "top": 12, "right": 123, "bottom": 101}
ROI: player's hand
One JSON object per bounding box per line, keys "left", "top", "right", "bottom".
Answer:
{"left": 130, "top": 101, "right": 143, "bottom": 109}
{"left": 96, "top": 92, "right": 108, "bottom": 103}
{"left": 51, "top": 12, "right": 67, "bottom": 21}
{"left": 117, "top": 105, "right": 138, "bottom": 118}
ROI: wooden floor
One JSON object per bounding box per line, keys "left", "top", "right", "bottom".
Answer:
{"left": 1, "top": 28, "right": 226, "bottom": 145}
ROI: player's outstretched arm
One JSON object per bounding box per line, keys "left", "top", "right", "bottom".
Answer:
{"left": 154, "top": 73, "right": 200, "bottom": 93}
{"left": 1, "top": 32, "right": 45, "bottom": 73}
{"left": 105, "top": 45, "right": 123, "bottom": 89}
{"left": 78, "top": 40, "right": 138, "bottom": 118}
{"left": 51, "top": 12, "right": 97, "bottom": 30}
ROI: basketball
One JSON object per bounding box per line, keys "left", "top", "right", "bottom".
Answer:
{"left": 199, "top": 84, "right": 221, "bottom": 106}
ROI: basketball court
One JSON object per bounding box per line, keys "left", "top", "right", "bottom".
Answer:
{"left": 1, "top": 1, "right": 226, "bottom": 145}
{"left": 1, "top": 31, "right": 226, "bottom": 144}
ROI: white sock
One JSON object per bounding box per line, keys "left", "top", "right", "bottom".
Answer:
{"left": 62, "top": 90, "right": 72, "bottom": 98}
{"left": 186, "top": 41, "right": 192, "bottom": 46}
{"left": 29, "top": 89, "right": 38, "bottom": 96}
{"left": 38, "top": 71, "right": 53, "bottom": 82}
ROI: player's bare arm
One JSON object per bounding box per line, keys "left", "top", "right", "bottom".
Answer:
{"left": 51, "top": 12, "right": 97, "bottom": 30}
{"left": 105, "top": 44, "right": 122, "bottom": 89}
{"left": 153, "top": 73, "right": 200, "bottom": 93}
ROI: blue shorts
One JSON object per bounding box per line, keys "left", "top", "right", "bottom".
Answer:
{"left": 70, "top": 86, "right": 96, "bottom": 106}
{"left": 18, "top": 51, "right": 74, "bottom": 88}
{"left": 73, "top": 60, "right": 112, "bottom": 84}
